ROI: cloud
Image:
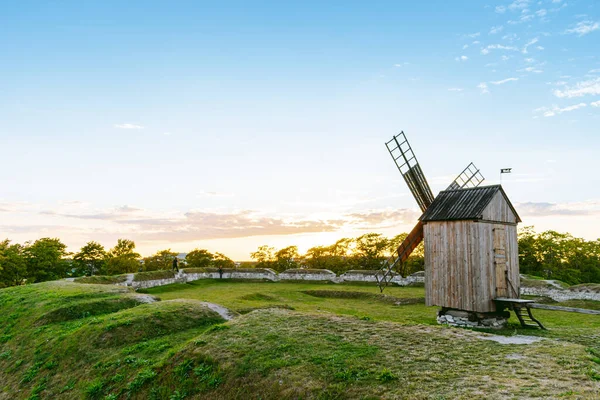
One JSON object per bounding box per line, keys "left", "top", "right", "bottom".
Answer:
{"left": 465, "top": 32, "right": 481, "bottom": 38}
{"left": 517, "top": 201, "right": 600, "bottom": 217}
{"left": 522, "top": 38, "right": 539, "bottom": 54}
{"left": 490, "top": 77, "right": 519, "bottom": 85}
{"left": 535, "top": 103, "right": 587, "bottom": 117}
{"left": 34, "top": 206, "right": 345, "bottom": 241}
{"left": 495, "top": 5, "right": 507, "bottom": 13}
{"left": 591, "top": 100, "right": 600, "bottom": 107}
{"left": 508, "top": 0, "right": 530, "bottom": 11}
{"left": 489, "top": 25, "right": 504, "bottom": 34}
{"left": 589, "top": 69, "right": 600, "bottom": 74}
{"left": 481, "top": 44, "right": 519, "bottom": 55}
{"left": 565, "top": 20, "right": 599, "bottom": 36}
{"left": 553, "top": 78, "right": 600, "bottom": 98}
{"left": 477, "top": 82, "right": 490, "bottom": 94}
{"left": 455, "top": 55, "right": 468, "bottom": 62}
{"left": 448, "top": 88, "right": 464, "bottom": 92}
{"left": 114, "top": 123, "right": 144, "bottom": 130}
{"left": 346, "top": 209, "right": 421, "bottom": 228}
{"left": 519, "top": 66, "right": 543, "bottom": 73}
{"left": 394, "top": 62, "right": 409, "bottom": 67}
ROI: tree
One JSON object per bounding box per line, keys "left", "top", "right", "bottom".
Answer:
{"left": 23, "top": 238, "right": 70, "bottom": 282}
{"left": 106, "top": 239, "right": 141, "bottom": 275}
{"left": 185, "top": 249, "right": 214, "bottom": 269}
{"left": 0, "top": 240, "right": 26, "bottom": 287}
{"left": 274, "top": 246, "right": 300, "bottom": 272}
{"left": 213, "top": 252, "right": 235, "bottom": 270}
{"left": 73, "top": 241, "right": 107, "bottom": 276}
{"left": 250, "top": 245, "right": 276, "bottom": 269}
{"left": 143, "top": 249, "right": 178, "bottom": 271}
{"left": 354, "top": 233, "right": 389, "bottom": 270}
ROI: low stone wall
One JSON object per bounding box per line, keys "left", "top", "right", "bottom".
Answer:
{"left": 131, "top": 276, "right": 187, "bottom": 289}
{"left": 93, "top": 268, "right": 429, "bottom": 291}
{"left": 184, "top": 268, "right": 278, "bottom": 282}
{"left": 521, "top": 286, "right": 600, "bottom": 302}
{"left": 279, "top": 269, "right": 339, "bottom": 282}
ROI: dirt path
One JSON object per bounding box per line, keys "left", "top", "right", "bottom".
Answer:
{"left": 200, "top": 302, "right": 237, "bottom": 320}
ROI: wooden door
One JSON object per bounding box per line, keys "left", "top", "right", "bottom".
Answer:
{"left": 493, "top": 227, "right": 508, "bottom": 298}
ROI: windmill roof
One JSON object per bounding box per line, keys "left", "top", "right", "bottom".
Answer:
{"left": 419, "top": 185, "right": 521, "bottom": 223}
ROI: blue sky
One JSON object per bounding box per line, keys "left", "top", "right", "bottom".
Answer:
{"left": 1, "top": 0, "right": 599, "bottom": 259}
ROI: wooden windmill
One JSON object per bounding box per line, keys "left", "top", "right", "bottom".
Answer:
{"left": 377, "top": 132, "right": 544, "bottom": 329}
{"left": 376, "top": 131, "right": 484, "bottom": 290}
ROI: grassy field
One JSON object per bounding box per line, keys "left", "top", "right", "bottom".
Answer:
{"left": 1, "top": 279, "right": 599, "bottom": 399}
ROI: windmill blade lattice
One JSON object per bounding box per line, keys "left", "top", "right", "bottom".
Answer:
{"left": 386, "top": 132, "right": 434, "bottom": 212}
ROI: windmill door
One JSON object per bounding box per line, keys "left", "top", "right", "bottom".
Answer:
{"left": 493, "top": 227, "right": 508, "bottom": 298}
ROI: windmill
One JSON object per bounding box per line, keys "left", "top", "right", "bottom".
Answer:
{"left": 376, "top": 132, "right": 484, "bottom": 291}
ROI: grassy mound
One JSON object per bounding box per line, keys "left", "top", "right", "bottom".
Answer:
{"left": 71, "top": 299, "right": 224, "bottom": 349}
{"left": 0, "top": 282, "right": 226, "bottom": 399}
{"left": 235, "top": 304, "right": 295, "bottom": 314}
{"left": 302, "top": 290, "right": 424, "bottom": 305}
{"left": 74, "top": 275, "right": 128, "bottom": 285}
{"left": 36, "top": 296, "right": 149, "bottom": 325}
{"left": 238, "top": 293, "right": 278, "bottom": 301}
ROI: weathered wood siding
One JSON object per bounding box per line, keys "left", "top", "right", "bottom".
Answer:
{"left": 481, "top": 191, "right": 517, "bottom": 223}
{"left": 424, "top": 220, "right": 520, "bottom": 313}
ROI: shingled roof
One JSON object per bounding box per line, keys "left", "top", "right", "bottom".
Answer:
{"left": 419, "top": 185, "right": 521, "bottom": 223}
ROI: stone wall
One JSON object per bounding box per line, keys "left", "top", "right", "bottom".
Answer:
{"left": 278, "top": 269, "right": 339, "bottom": 282}
{"left": 520, "top": 286, "right": 600, "bottom": 302}
{"left": 104, "top": 268, "right": 427, "bottom": 290}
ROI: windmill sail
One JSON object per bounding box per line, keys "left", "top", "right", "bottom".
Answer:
{"left": 377, "top": 133, "right": 485, "bottom": 291}
{"left": 385, "top": 133, "right": 434, "bottom": 212}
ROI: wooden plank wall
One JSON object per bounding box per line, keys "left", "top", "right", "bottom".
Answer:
{"left": 481, "top": 192, "right": 517, "bottom": 223}
{"left": 424, "top": 220, "right": 520, "bottom": 313}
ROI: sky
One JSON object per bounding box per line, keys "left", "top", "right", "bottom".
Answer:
{"left": 1, "top": 0, "right": 599, "bottom": 260}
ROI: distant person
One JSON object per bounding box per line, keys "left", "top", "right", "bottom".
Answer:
{"left": 218, "top": 265, "right": 223, "bottom": 279}
{"left": 172, "top": 257, "right": 179, "bottom": 272}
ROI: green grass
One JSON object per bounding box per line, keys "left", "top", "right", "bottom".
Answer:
{"left": 74, "top": 275, "right": 128, "bottom": 285}
{"left": 1, "top": 279, "right": 599, "bottom": 399}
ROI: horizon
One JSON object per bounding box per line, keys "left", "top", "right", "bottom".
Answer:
{"left": 1, "top": 1, "right": 599, "bottom": 260}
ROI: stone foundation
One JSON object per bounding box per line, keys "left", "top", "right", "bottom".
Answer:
{"left": 437, "top": 308, "right": 509, "bottom": 329}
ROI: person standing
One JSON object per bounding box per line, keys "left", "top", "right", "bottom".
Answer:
{"left": 172, "top": 257, "right": 179, "bottom": 272}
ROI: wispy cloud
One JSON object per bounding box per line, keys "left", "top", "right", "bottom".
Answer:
{"left": 394, "top": 62, "right": 410, "bottom": 67}
{"left": 489, "top": 25, "right": 504, "bottom": 34}
{"left": 455, "top": 55, "right": 468, "bottom": 62}
{"left": 490, "top": 77, "right": 519, "bottom": 85}
{"left": 517, "top": 200, "right": 600, "bottom": 217}
{"left": 565, "top": 20, "right": 599, "bottom": 37}
{"left": 553, "top": 78, "right": 600, "bottom": 98}
{"left": 535, "top": 103, "right": 587, "bottom": 117}
{"left": 508, "top": 0, "right": 530, "bottom": 12}
{"left": 519, "top": 66, "right": 543, "bottom": 73}
{"left": 591, "top": 100, "right": 600, "bottom": 108}
{"left": 465, "top": 32, "right": 481, "bottom": 38}
{"left": 522, "top": 38, "right": 539, "bottom": 54}
{"left": 477, "top": 82, "right": 490, "bottom": 94}
{"left": 114, "top": 123, "right": 144, "bottom": 130}
{"left": 448, "top": 88, "right": 464, "bottom": 92}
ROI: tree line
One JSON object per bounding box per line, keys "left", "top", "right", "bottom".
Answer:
{"left": 1, "top": 227, "right": 599, "bottom": 288}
